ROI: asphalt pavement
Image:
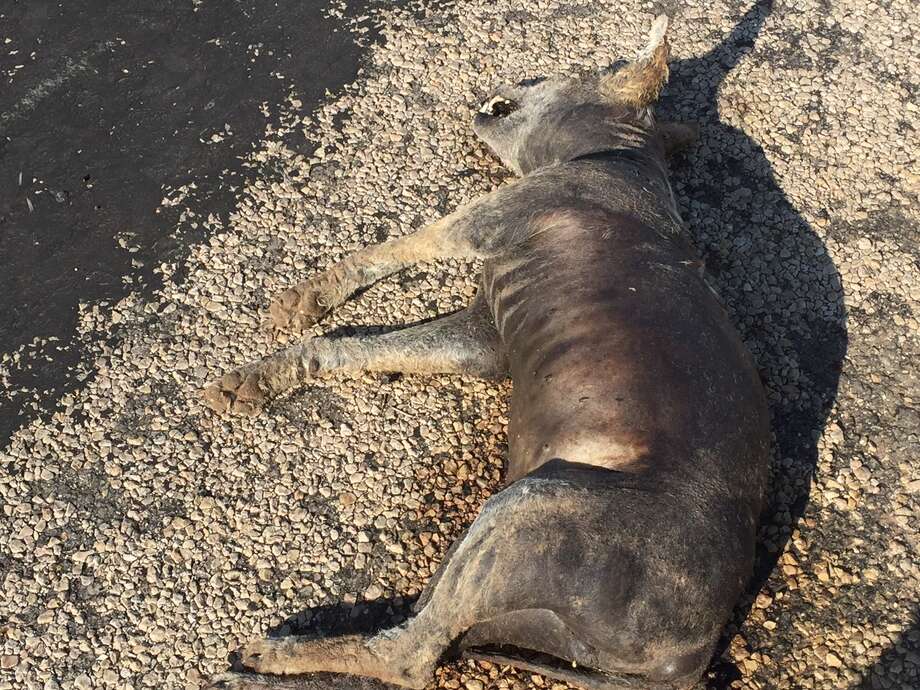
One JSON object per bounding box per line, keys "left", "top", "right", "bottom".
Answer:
{"left": 0, "top": 0, "right": 382, "bottom": 442}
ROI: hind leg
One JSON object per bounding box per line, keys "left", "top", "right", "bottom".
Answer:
{"left": 237, "top": 621, "right": 444, "bottom": 689}
{"left": 232, "top": 483, "right": 539, "bottom": 687}
{"left": 203, "top": 294, "right": 505, "bottom": 415}
{"left": 207, "top": 671, "right": 392, "bottom": 690}
{"left": 231, "top": 475, "right": 713, "bottom": 689}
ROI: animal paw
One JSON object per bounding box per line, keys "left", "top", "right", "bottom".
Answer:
{"left": 268, "top": 282, "right": 333, "bottom": 332}
{"left": 202, "top": 367, "right": 267, "bottom": 416}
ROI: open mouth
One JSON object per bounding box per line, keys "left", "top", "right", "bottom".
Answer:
{"left": 479, "top": 96, "right": 518, "bottom": 117}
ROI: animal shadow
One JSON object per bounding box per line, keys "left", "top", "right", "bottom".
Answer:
{"left": 658, "top": 0, "right": 847, "bottom": 682}
{"left": 852, "top": 605, "right": 920, "bottom": 688}
{"left": 264, "top": 595, "right": 417, "bottom": 640}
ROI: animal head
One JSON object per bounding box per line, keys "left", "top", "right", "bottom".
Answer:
{"left": 472, "top": 15, "right": 696, "bottom": 175}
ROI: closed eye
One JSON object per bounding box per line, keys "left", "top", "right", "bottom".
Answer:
{"left": 479, "top": 96, "right": 519, "bottom": 118}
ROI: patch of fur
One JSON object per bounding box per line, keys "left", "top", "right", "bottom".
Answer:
{"left": 600, "top": 15, "right": 670, "bottom": 107}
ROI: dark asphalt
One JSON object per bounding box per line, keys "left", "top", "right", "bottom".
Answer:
{"left": 0, "top": 0, "right": 386, "bottom": 442}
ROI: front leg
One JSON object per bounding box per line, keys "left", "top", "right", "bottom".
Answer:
{"left": 266, "top": 232, "right": 431, "bottom": 332}
{"left": 268, "top": 181, "right": 527, "bottom": 332}
{"left": 269, "top": 212, "right": 477, "bottom": 332}
{"left": 203, "top": 295, "right": 506, "bottom": 415}
{"left": 201, "top": 345, "right": 315, "bottom": 416}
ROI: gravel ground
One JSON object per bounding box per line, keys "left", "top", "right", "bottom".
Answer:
{"left": 1, "top": 1, "right": 918, "bottom": 689}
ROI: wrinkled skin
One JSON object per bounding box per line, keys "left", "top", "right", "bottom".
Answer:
{"left": 203, "top": 13, "right": 770, "bottom": 690}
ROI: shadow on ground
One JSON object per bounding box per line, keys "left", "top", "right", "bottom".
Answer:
{"left": 852, "top": 605, "right": 920, "bottom": 689}
{"left": 656, "top": 0, "right": 847, "bottom": 683}
{"left": 266, "top": 596, "right": 418, "bottom": 640}
{"left": 0, "top": 0, "right": 387, "bottom": 444}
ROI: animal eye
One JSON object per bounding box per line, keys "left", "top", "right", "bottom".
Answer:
{"left": 480, "top": 96, "right": 519, "bottom": 118}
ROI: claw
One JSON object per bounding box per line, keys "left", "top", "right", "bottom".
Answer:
{"left": 280, "top": 288, "right": 299, "bottom": 309}
{"left": 267, "top": 282, "right": 331, "bottom": 334}
{"left": 221, "top": 370, "right": 243, "bottom": 389}
{"left": 233, "top": 400, "right": 260, "bottom": 417}
{"left": 237, "top": 373, "right": 263, "bottom": 400}
{"left": 202, "top": 385, "right": 232, "bottom": 413}
{"left": 239, "top": 639, "right": 276, "bottom": 673}
{"left": 202, "top": 367, "right": 267, "bottom": 415}
{"left": 290, "top": 313, "right": 312, "bottom": 331}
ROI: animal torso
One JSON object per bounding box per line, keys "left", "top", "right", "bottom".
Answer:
{"left": 465, "top": 155, "right": 771, "bottom": 683}
{"left": 483, "top": 157, "right": 770, "bottom": 486}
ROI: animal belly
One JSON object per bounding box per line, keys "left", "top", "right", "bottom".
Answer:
{"left": 505, "top": 379, "right": 654, "bottom": 481}
{"left": 484, "top": 214, "right": 764, "bottom": 483}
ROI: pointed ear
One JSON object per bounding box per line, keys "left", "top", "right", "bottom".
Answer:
{"left": 600, "top": 15, "right": 670, "bottom": 108}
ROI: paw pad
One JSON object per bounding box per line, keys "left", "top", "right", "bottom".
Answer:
{"left": 268, "top": 284, "right": 331, "bottom": 333}
{"left": 202, "top": 369, "right": 266, "bottom": 416}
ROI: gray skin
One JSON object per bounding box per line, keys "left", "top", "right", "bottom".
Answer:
{"left": 204, "top": 15, "right": 770, "bottom": 690}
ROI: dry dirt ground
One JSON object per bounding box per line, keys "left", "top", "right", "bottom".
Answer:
{"left": 1, "top": 1, "right": 919, "bottom": 689}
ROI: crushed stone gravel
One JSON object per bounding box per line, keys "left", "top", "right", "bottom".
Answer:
{"left": 1, "top": 1, "right": 918, "bottom": 689}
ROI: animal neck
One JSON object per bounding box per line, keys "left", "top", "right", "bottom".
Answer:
{"left": 568, "top": 146, "right": 654, "bottom": 166}
{"left": 517, "top": 108, "right": 662, "bottom": 176}
{"left": 566, "top": 138, "right": 670, "bottom": 186}
{"left": 567, "top": 121, "right": 662, "bottom": 165}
